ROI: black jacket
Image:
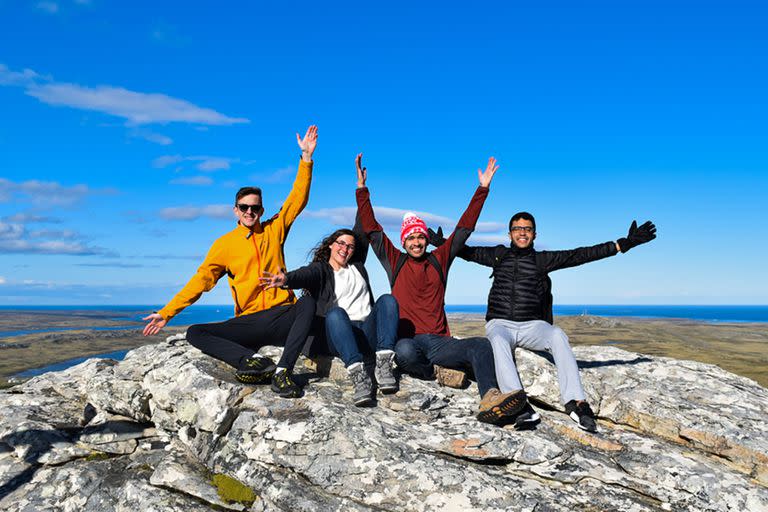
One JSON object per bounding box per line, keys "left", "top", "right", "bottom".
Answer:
{"left": 460, "top": 241, "right": 617, "bottom": 323}
{"left": 284, "top": 216, "right": 373, "bottom": 318}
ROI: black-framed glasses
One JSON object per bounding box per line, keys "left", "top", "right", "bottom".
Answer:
{"left": 510, "top": 226, "right": 534, "bottom": 233}
{"left": 334, "top": 240, "right": 356, "bottom": 251}
{"left": 237, "top": 203, "right": 262, "bottom": 213}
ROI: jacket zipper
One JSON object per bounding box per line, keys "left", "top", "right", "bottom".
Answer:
{"left": 250, "top": 234, "right": 265, "bottom": 310}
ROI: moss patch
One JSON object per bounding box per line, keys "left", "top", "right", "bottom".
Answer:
{"left": 211, "top": 473, "right": 257, "bottom": 506}
{"left": 84, "top": 451, "right": 111, "bottom": 461}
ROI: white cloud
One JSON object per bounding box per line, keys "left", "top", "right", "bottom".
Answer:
{"left": 1, "top": 63, "right": 249, "bottom": 127}
{"left": 28, "top": 229, "right": 79, "bottom": 239}
{"left": 130, "top": 129, "right": 173, "bottom": 145}
{"left": 159, "top": 204, "right": 231, "bottom": 221}
{"left": 152, "top": 155, "right": 183, "bottom": 168}
{"left": 26, "top": 82, "right": 249, "bottom": 126}
{"left": 3, "top": 212, "right": 61, "bottom": 223}
{"left": 0, "top": 276, "right": 6, "bottom": 285}
{"left": 0, "top": 64, "right": 40, "bottom": 86}
{"left": 0, "top": 177, "right": 111, "bottom": 206}
{"left": 169, "top": 176, "right": 214, "bottom": 186}
{"left": 250, "top": 166, "right": 296, "bottom": 184}
{"left": 305, "top": 206, "right": 505, "bottom": 234}
{"left": 36, "top": 1, "right": 59, "bottom": 14}
{"left": 0, "top": 221, "right": 25, "bottom": 239}
{"left": 196, "top": 158, "right": 232, "bottom": 171}
{"left": 0, "top": 239, "right": 113, "bottom": 256}
{"left": 0, "top": 217, "right": 114, "bottom": 256}
{"left": 153, "top": 154, "right": 237, "bottom": 172}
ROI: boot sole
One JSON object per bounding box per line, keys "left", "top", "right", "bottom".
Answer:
{"left": 235, "top": 368, "right": 276, "bottom": 384}
{"left": 477, "top": 393, "right": 527, "bottom": 425}
{"left": 569, "top": 411, "right": 598, "bottom": 432}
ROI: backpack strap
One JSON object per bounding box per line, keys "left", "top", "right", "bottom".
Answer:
{"left": 426, "top": 253, "right": 446, "bottom": 286}
{"left": 390, "top": 252, "right": 446, "bottom": 287}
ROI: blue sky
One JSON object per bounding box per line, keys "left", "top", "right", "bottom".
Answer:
{"left": 1, "top": 1, "right": 766, "bottom": 307}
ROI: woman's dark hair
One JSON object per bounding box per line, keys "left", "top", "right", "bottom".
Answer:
{"left": 310, "top": 228, "right": 358, "bottom": 264}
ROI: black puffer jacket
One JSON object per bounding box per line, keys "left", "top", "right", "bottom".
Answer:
{"left": 460, "top": 242, "right": 617, "bottom": 323}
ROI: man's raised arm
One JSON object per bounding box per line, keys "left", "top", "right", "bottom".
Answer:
{"left": 354, "top": 153, "right": 401, "bottom": 276}
{"left": 274, "top": 125, "right": 318, "bottom": 236}
{"left": 541, "top": 220, "right": 657, "bottom": 272}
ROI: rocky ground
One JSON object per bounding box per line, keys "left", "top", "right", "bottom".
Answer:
{"left": 1, "top": 333, "right": 766, "bottom": 511}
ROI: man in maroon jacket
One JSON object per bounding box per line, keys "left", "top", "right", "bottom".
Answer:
{"left": 354, "top": 154, "right": 527, "bottom": 425}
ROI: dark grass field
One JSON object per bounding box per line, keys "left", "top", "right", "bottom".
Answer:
{"left": 1, "top": 310, "right": 766, "bottom": 388}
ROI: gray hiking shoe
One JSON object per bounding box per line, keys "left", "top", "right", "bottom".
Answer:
{"left": 348, "top": 362, "right": 374, "bottom": 406}
{"left": 374, "top": 350, "right": 397, "bottom": 394}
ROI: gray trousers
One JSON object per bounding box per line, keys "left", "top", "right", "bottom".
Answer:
{"left": 485, "top": 318, "right": 586, "bottom": 404}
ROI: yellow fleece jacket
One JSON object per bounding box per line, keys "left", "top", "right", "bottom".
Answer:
{"left": 157, "top": 159, "right": 312, "bottom": 321}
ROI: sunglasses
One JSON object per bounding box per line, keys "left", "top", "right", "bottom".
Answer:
{"left": 236, "top": 203, "right": 263, "bottom": 213}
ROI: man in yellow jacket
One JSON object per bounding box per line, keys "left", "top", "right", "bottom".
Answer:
{"left": 142, "top": 126, "right": 318, "bottom": 398}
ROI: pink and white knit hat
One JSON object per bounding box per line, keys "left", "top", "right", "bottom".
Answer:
{"left": 400, "top": 212, "right": 428, "bottom": 245}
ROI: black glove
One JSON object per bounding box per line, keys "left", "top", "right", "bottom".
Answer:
{"left": 617, "top": 220, "right": 656, "bottom": 253}
{"left": 427, "top": 226, "right": 446, "bottom": 247}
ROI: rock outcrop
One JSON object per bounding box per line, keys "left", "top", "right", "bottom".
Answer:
{"left": 1, "top": 333, "right": 766, "bottom": 511}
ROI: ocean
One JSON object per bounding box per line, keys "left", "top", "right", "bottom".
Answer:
{"left": 2, "top": 304, "right": 767, "bottom": 333}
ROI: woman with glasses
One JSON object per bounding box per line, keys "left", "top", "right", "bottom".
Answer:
{"left": 261, "top": 223, "right": 399, "bottom": 406}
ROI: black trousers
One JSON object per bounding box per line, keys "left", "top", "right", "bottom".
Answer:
{"left": 186, "top": 295, "right": 316, "bottom": 371}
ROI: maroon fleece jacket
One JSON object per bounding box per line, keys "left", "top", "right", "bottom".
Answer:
{"left": 355, "top": 186, "right": 489, "bottom": 338}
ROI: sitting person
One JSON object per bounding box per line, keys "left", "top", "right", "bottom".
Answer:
{"left": 142, "top": 126, "right": 318, "bottom": 399}
{"left": 261, "top": 227, "right": 399, "bottom": 406}
{"left": 355, "top": 153, "right": 527, "bottom": 425}
{"left": 429, "top": 213, "right": 657, "bottom": 431}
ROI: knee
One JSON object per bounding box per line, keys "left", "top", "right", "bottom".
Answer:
{"left": 469, "top": 337, "right": 493, "bottom": 356}
{"left": 185, "top": 324, "right": 205, "bottom": 347}
{"left": 376, "top": 293, "right": 398, "bottom": 313}
{"left": 550, "top": 326, "right": 569, "bottom": 346}
{"left": 394, "top": 338, "right": 419, "bottom": 367}
{"left": 295, "top": 294, "right": 316, "bottom": 313}
{"left": 325, "top": 306, "right": 350, "bottom": 327}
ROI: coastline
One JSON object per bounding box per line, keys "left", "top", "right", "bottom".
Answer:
{"left": 1, "top": 310, "right": 766, "bottom": 388}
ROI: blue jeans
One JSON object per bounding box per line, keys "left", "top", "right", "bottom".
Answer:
{"left": 394, "top": 334, "right": 498, "bottom": 397}
{"left": 325, "top": 294, "right": 399, "bottom": 366}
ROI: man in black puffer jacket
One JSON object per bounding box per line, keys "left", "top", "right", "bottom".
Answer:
{"left": 430, "top": 212, "right": 656, "bottom": 432}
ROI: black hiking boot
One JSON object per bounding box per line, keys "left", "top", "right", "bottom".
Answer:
{"left": 235, "top": 355, "right": 276, "bottom": 384}
{"left": 271, "top": 370, "right": 302, "bottom": 398}
{"left": 510, "top": 402, "right": 541, "bottom": 430}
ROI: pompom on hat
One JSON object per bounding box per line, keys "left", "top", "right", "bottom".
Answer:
{"left": 400, "top": 212, "right": 428, "bottom": 245}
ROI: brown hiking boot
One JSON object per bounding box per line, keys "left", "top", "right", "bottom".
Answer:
{"left": 434, "top": 365, "right": 467, "bottom": 388}
{"left": 476, "top": 388, "right": 527, "bottom": 425}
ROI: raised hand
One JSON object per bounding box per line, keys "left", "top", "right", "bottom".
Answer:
{"left": 356, "top": 153, "right": 367, "bottom": 188}
{"left": 260, "top": 270, "right": 287, "bottom": 290}
{"left": 296, "top": 125, "right": 318, "bottom": 162}
{"left": 478, "top": 156, "right": 499, "bottom": 188}
{"left": 617, "top": 220, "right": 657, "bottom": 253}
{"left": 142, "top": 313, "right": 168, "bottom": 337}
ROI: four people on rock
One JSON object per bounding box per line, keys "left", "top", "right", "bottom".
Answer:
{"left": 143, "top": 126, "right": 657, "bottom": 431}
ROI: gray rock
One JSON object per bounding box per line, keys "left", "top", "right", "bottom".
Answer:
{"left": 0, "top": 333, "right": 766, "bottom": 511}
